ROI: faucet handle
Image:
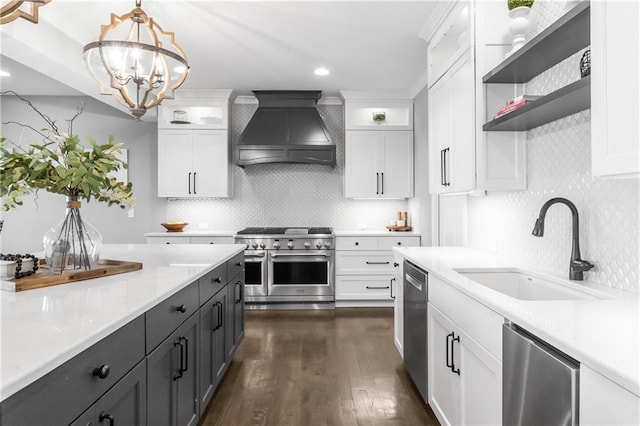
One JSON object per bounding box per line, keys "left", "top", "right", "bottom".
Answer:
{"left": 571, "top": 259, "right": 595, "bottom": 272}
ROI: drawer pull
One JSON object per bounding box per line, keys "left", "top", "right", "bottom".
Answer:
{"left": 179, "top": 336, "right": 189, "bottom": 374}
{"left": 99, "top": 412, "right": 115, "bottom": 426}
{"left": 92, "top": 364, "right": 110, "bottom": 379}
{"left": 366, "top": 285, "right": 390, "bottom": 290}
{"left": 216, "top": 301, "right": 223, "bottom": 329}
{"left": 212, "top": 276, "right": 222, "bottom": 283}
{"left": 236, "top": 262, "right": 243, "bottom": 267}
{"left": 235, "top": 281, "right": 243, "bottom": 304}
{"left": 397, "top": 242, "right": 402, "bottom": 245}
{"left": 173, "top": 339, "right": 185, "bottom": 380}
{"left": 390, "top": 277, "right": 395, "bottom": 299}
{"left": 175, "top": 304, "right": 187, "bottom": 313}
{"left": 366, "top": 261, "right": 390, "bottom": 265}
{"left": 355, "top": 242, "right": 359, "bottom": 246}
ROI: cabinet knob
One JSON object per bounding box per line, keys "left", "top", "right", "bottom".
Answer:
{"left": 355, "top": 242, "right": 359, "bottom": 246}
{"left": 99, "top": 412, "right": 114, "bottom": 426}
{"left": 213, "top": 276, "right": 222, "bottom": 283}
{"left": 397, "top": 242, "right": 402, "bottom": 245}
{"left": 176, "top": 304, "right": 187, "bottom": 313}
{"left": 93, "top": 364, "right": 110, "bottom": 379}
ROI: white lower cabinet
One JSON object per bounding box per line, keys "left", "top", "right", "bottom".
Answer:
{"left": 146, "top": 236, "right": 234, "bottom": 244}
{"left": 392, "top": 253, "right": 403, "bottom": 357}
{"left": 581, "top": 365, "right": 640, "bottom": 425}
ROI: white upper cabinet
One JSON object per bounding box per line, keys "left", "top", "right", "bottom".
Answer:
{"left": 591, "top": 1, "right": 640, "bottom": 177}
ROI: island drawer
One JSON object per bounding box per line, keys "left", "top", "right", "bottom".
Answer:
{"left": 1, "top": 316, "right": 145, "bottom": 426}
{"left": 336, "top": 251, "right": 394, "bottom": 275}
{"left": 146, "top": 282, "right": 199, "bottom": 353}
{"left": 199, "top": 263, "right": 228, "bottom": 305}
{"left": 227, "top": 252, "right": 245, "bottom": 280}
{"left": 335, "top": 276, "right": 394, "bottom": 300}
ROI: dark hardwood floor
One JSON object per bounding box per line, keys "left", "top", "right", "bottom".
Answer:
{"left": 199, "top": 308, "right": 439, "bottom": 426}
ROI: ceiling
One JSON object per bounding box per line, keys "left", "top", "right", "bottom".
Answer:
{"left": 0, "top": 1, "right": 444, "bottom": 118}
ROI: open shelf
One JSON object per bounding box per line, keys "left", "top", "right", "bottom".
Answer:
{"left": 483, "top": 76, "right": 591, "bottom": 131}
{"left": 482, "top": 1, "right": 590, "bottom": 84}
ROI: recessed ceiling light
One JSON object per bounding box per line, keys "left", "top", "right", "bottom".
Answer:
{"left": 0, "top": 70, "right": 10, "bottom": 77}
{"left": 314, "top": 67, "right": 330, "bottom": 76}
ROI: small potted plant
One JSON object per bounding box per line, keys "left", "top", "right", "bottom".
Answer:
{"left": 506, "top": 0, "right": 534, "bottom": 57}
{"left": 0, "top": 92, "right": 135, "bottom": 274}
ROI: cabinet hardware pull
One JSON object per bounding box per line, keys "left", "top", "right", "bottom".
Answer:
{"left": 217, "top": 301, "right": 223, "bottom": 329}
{"left": 235, "top": 281, "right": 243, "bottom": 303}
{"left": 381, "top": 172, "right": 384, "bottom": 195}
{"left": 92, "top": 364, "right": 110, "bottom": 379}
{"left": 376, "top": 172, "right": 380, "bottom": 194}
{"left": 355, "top": 242, "right": 359, "bottom": 246}
{"left": 446, "top": 332, "right": 454, "bottom": 369}
{"left": 390, "top": 277, "right": 395, "bottom": 299}
{"left": 173, "top": 339, "right": 184, "bottom": 380}
{"left": 366, "top": 261, "right": 390, "bottom": 265}
{"left": 176, "top": 304, "right": 187, "bottom": 313}
{"left": 366, "top": 285, "right": 390, "bottom": 290}
{"left": 99, "top": 412, "right": 115, "bottom": 426}
{"left": 444, "top": 147, "right": 451, "bottom": 187}
{"left": 193, "top": 171, "right": 197, "bottom": 195}
{"left": 440, "top": 149, "right": 446, "bottom": 186}
{"left": 213, "top": 276, "right": 222, "bottom": 283}
{"left": 452, "top": 334, "right": 460, "bottom": 375}
{"left": 188, "top": 172, "right": 192, "bottom": 194}
{"left": 180, "top": 336, "right": 189, "bottom": 373}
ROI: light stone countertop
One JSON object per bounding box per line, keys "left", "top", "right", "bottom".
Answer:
{"left": 394, "top": 246, "right": 640, "bottom": 397}
{"left": 144, "top": 230, "right": 236, "bottom": 237}
{"left": 334, "top": 229, "right": 422, "bottom": 237}
{"left": 0, "top": 243, "right": 246, "bottom": 402}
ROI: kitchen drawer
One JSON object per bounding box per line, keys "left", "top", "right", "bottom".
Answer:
{"left": 336, "top": 275, "right": 394, "bottom": 300}
{"left": 199, "top": 263, "right": 228, "bottom": 306}
{"left": 335, "top": 236, "right": 378, "bottom": 251}
{"left": 336, "top": 251, "right": 394, "bottom": 275}
{"left": 1, "top": 316, "right": 145, "bottom": 426}
{"left": 429, "top": 274, "right": 503, "bottom": 360}
{"left": 378, "top": 236, "right": 420, "bottom": 250}
{"left": 227, "top": 252, "right": 245, "bottom": 280}
{"left": 146, "top": 236, "right": 191, "bottom": 244}
{"left": 190, "top": 236, "right": 234, "bottom": 244}
{"left": 146, "top": 282, "right": 199, "bottom": 353}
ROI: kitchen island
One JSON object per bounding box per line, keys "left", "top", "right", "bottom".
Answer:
{"left": 0, "top": 243, "right": 245, "bottom": 424}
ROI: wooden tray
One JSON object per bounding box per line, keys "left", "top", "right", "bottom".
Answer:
{"left": 2, "top": 259, "right": 143, "bottom": 292}
{"left": 385, "top": 225, "right": 413, "bottom": 232}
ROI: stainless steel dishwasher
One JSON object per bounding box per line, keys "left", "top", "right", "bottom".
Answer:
{"left": 403, "top": 260, "right": 428, "bottom": 403}
{"left": 503, "top": 322, "right": 580, "bottom": 426}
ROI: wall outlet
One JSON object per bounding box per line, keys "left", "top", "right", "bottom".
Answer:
{"left": 127, "top": 208, "right": 135, "bottom": 219}
{"left": 198, "top": 223, "right": 209, "bottom": 229}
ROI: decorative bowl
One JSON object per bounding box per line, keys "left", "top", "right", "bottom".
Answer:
{"left": 161, "top": 222, "right": 188, "bottom": 232}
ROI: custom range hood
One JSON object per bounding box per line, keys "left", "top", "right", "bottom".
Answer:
{"left": 235, "top": 90, "right": 336, "bottom": 167}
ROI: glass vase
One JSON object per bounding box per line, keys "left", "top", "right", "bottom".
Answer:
{"left": 43, "top": 196, "right": 102, "bottom": 274}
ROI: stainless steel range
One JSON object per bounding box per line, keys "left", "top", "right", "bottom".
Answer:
{"left": 234, "top": 227, "right": 334, "bottom": 307}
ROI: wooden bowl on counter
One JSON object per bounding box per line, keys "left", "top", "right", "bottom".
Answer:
{"left": 161, "top": 222, "right": 188, "bottom": 232}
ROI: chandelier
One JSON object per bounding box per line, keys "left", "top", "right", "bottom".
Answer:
{"left": 83, "top": 0, "right": 189, "bottom": 119}
{"left": 0, "top": 0, "right": 51, "bottom": 25}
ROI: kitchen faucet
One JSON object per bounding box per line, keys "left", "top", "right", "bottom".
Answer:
{"left": 532, "top": 197, "right": 594, "bottom": 280}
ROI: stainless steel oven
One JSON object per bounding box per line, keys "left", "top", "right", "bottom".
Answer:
{"left": 234, "top": 227, "right": 334, "bottom": 306}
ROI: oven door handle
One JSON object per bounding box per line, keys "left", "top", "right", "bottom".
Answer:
{"left": 270, "top": 252, "right": 331, "bottom": 258}
{"left": 244, "top": 253, "right": 266, "bottom": 259}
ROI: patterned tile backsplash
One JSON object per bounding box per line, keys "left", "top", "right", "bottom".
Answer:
{"left": 167, "top": 103, "right": 408, "bottom": 231}
{"left": 466, "top": 1, "right": 639, "bottom": 293}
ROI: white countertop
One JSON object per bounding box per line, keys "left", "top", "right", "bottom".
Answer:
{"left": 144, "top": 230, "right": 236, "bottom": 237}
{"left": 394, "top": 246, "right": 640, "bottom": 397}
{"left": 335, "top": 229, "right": 421, "bottom": 237}
{"left": 0, "top": 243, "right": 245, "bottom": 402}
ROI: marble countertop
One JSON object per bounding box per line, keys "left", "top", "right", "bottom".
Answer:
{"left": 0, "top": 243, "right": 245, "bottom": 402}
{"left": 394, "top": 246, "right": 640, "bottom": 397}
{"left": 334, "top": 229, "right": 421, "bottom": 237}
{"left": 144, "top": 230, "right": 236, "bottom": 237}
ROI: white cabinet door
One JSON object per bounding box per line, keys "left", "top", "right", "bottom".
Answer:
{"left": 428, "top": 72, "right": 452, "bottom": 194}
{"left": 344, "top": 131, "right": 380, "bottom": 198}
{"left": 380, "top": 131, "right": 413, "bottom": 198}
{"left": 158, "top": 130, "right": 194, "bottom": 197}
{"left": 581, "top": 365, "right": 640, "bottom": 426}
{"left": 192, "top": 130, "right": 230, "bottom": 197}
{"left": 591, "top": 0, "right": 640, "bottom": 177}
{"left": 393, "top": 254, "right": 404, "bottom": 357}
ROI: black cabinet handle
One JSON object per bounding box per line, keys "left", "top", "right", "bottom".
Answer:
{"left": 376, "top": 172, "right": 380, "bottom": 194}
{"left": 193, "top": 172, "right": 197, "bottom": 195}
{"left": 188, "top": 172, "right": 192, "bottom": 194}
{"left": 366, "top": 261, "right": 390, "bottom": 265}
{"left": 216, "top": 301, "right": 223, "bottom": 329}
{"left": 213, "top": 276, "right": 222, "bottom": 284}
{"left": 213, "top": 302, "right": 222, "bottom": 331}
{"left": 355, "top": 242, "right": 359, "bottom": 246}
{"left": 381, "top": 172, "right": 384, "bottom": 195}
{"left": 390, "top": 277, "right": 395, "bottom": 299}
{"left": 92, "top": 364, "right": 110, "bottom": 379}
{"left": 99, "top": 412, "right": 114, "bottom": 426}
{"left": 366, "top": 285, "right": 390, "bottom": 290}
{"left": 173, "top": 339, "right": 184, "bottom": 380}
{"left": 444, "top": 147, "right": 451, "bottom": 187}
{"left": 452, "top": 335, "right": 460, "bottom": 375}
{"left": 446, "top": 332, "right": 454, "bottom": 369}
{"left": 440, "top": 149, "right": 446, "bottom": 186}
{"left": 180, "top": 336, "right": 189, "bottom": 374}
{"left": 235, "top": 281, "right": 243, "bottom": 304}
{"left": 175, "top": 304, "right": 187, "bottom": 313}
{"left": 397, "top": 242, "right": 402, "bottom": 245}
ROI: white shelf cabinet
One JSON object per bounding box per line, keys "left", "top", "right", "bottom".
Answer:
{"left": 158, "top": 129, "right": 232, "bottom": 198}
{"left": 591, "top": 0, "right": 640, "bottom": 177}
{"left": 335, "top": 235, "right": 419, "bottom": 307}
{"left": 344, "top": 130, "right": 413, "bottom": 198}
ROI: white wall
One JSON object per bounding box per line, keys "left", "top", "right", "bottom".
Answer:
{"left": 410, "top": 84, "right": 432, "bottom": 245}
{"left": 0, "top": 96, "right": 165, "bottom": 253}
{"left": 464, "top": 2, "right": 639, "bottom": 293}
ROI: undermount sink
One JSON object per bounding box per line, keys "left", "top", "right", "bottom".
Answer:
{"left": 454, "top": 268, "right": 608, "bottom": 301}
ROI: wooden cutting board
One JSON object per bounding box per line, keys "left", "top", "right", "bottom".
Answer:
{"left": 2, "top": 259, "right": 143, "bottom": 292}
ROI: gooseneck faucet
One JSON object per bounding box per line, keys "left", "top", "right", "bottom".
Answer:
{"left": 532, "top": 197, "right": 594, "bottom": 280}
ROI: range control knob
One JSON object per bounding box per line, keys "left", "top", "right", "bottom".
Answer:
{"left": 316, "top": 241, "right": 323, "bottom": 249}
{"left": 323, "top": 241, "right": 332, "bottom": 249}
{"left": 252, "top": 242, "right": 259, "bottom": 249}
{"left": 273, "top": 242, "right": 281, "bottom": 249}
{"left": 287, "top": 242, "right": 295, "bottom": 249}
{"left": 259, "top": 242, "right": 266, "bottom": 249}
{"left": 304, "top": 241, "right": 311, "bottom": 249}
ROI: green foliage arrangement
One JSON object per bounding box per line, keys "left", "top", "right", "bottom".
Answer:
{"left": 508, "top": 0, "right": 534, "bottom": 10}
{"left": 0, "top": 92, "right": 135, "bottom": 211}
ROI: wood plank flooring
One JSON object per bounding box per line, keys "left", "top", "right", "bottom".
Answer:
{"left": 199, "top": 308, "right": 439, "bottom": 426}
